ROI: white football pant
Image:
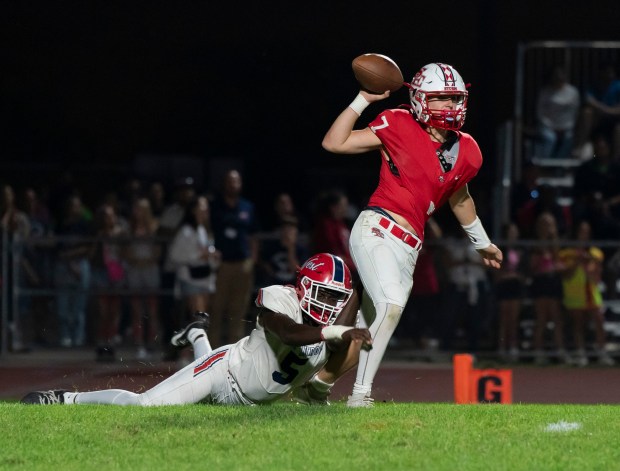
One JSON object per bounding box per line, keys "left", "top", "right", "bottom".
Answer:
{"left": 349, "top": 210, "right": 419, "bottom": 395}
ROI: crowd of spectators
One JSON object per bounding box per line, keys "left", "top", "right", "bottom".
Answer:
{"left": 0, "top": 170, "right": 312, "bottom": 363}
{"left": 1, "top": 161, "right": 618, "bottom": 367}
{"left": 2, "top": 64, "right": 620, "bottom": 366}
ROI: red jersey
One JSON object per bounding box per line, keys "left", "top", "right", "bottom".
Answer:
{"left": 367, "top": 108, "right": 483, "bottom": 242}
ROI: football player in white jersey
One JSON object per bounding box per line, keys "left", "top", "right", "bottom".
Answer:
{"left": 21, "top": 253, "right": 372, "bottom": 406}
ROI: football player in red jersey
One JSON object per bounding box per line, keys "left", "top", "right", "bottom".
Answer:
{"left": 315, "top": 62, "right": 503, "bottom": 407}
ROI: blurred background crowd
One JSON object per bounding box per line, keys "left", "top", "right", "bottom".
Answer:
{"left": 3, "top": 92, "right": 620, "bottom": 367}
{"left": 3, "top": 3, "right": 620, "bottom": 368}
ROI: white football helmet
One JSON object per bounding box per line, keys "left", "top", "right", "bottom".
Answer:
{"left": 408, "top": 63, "right": 468, "bottom": 130}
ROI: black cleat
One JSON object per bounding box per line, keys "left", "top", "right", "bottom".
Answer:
{"left": 170, "top": 311, "right": 210, "bottom": 348}
{"left": 21, "top": 390, "right": 66, "bottom": 405}
{"left": 95, "top": 345, "right": 116, "bottom": 362}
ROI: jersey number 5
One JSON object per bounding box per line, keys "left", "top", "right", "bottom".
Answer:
{"left": 272, "top": 351, "right": 308, "bottom": 385}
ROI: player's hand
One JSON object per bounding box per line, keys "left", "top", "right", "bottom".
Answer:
{"left": 360, "top": 90, "right": 390, "bottom": 103}
{"left": 343, "top": 328, "right": 373, "bottom": 351}
{"left": 477, "top": 244, "right": 503, "bottom": 269}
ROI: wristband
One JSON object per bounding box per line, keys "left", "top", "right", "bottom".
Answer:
{"left": 348, "top": 93, "right": 370, "bottom": 116}
{"left": 321, "top": 325, "right": 354, "bottom": 342}
{"left": 461, "top": 217, "right": 492, "bottom": 250}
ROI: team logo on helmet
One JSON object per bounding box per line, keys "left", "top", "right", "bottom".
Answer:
{"left": 305, "top": 259, "right": 325, "bottom": 271}
{"left": 439, "top": 63, "right": 456, "bottom": 88}
{"left": 411, "top": 66, "right": 428, "bottom": 89}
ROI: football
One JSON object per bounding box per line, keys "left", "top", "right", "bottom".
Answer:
{"left": 352, "top": 53, "right": 404, "bottom": 94}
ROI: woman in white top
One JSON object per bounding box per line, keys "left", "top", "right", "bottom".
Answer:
{"left": 124, "top": 198, "right": 162, "bottom": 359}
{"left": 165, "top": 196, "right": 220, "bottom": 316}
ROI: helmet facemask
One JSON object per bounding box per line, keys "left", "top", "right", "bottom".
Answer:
{"left": 409, "top": 63, "right": 469, "bottom": 130}
{"left": 295, "top": 253, "right": 353, "bottom": 325}
{"left": 298, "top": 276, "right": 352, "bottom": 325}
{"left": 412, "top": 91, "right": 468, "bottom": 130}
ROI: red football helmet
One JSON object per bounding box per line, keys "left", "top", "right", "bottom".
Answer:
{"left": 295, "top": 253, "right": 353, "bottom": 325}
{"left": 408, "top": 62, "right": 468, "bottom": 130}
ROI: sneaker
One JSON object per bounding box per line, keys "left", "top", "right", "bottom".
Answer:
{"left": 95, "top": 346, "right": 116, "bottom": 362}
{"left": 597, "top": 352, "right": 616, "bottom": 367}
{"left": 136, "top": 347, "right": 149, "bottom": 360}
{"left": 21, "top": 390, "right": 66, "bottom": 405}
{"left": 556, "top": 349, "right": 572, "bottom": 365}
{"left": 292, "top": 382, "right": 331, "bottom": 406}
{"left": 534, "top": 351, "right": 549, "bottom": 366}
{"left": 573, "top": 351, "right": 589, "bottom": 368}
{"left": 498, "top": 348, "right": 520, "bottom": 364}
{"left": 171, "top": 312, "right": 210, "bottom": 348}
{"left": 346, "top": 391, "right": 374, "bottom": 408}
{"left": 508, "top": 347, "right": 520, "bottom": 363}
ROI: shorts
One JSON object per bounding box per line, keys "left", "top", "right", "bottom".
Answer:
{"left": 126, "top": 265, "right": 160, "bottom": 291}
{"left": 495, "top": 278, "right": 526, "bottom": 301}
{"left": 91, "top": 267, "right": 125, "bottom": 290}
{"left": 177, "top": 276, "right": 216, "bottom": 297}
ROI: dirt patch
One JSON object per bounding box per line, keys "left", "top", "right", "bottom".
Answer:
{"left": 2, "top": 350, "right": 618, "bottom": 404}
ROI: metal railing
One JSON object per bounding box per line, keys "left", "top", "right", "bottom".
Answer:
{"left": 491, "top": 40, "right": 620, "bottom": 230}
{"left": 514, "top": 40, "right": 620, "bottom": 179}
{"left": 3, "top": 230, "right": 620, "bottom": 355}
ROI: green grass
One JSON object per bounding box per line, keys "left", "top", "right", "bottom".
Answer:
{"left": 2, "top": 402, "right": 619, "bottom": 471}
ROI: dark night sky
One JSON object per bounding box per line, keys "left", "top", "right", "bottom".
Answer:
{"left": 2, "top": 0, "right": 619, "bottom": 219}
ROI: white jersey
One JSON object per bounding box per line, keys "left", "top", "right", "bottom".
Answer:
{"left": 226, "top": 285, "right": 330, "bottom": 403}
{"left": 70, "top": 284, "right": 332, "bottom": 407}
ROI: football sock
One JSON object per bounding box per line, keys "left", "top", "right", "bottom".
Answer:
{"left": 63, "top": 392, "right": 76, "bottom": 404}
{"left": 70, "top": 390, "right": 141, "bottom": 405}
{"left": 189, "top": 328, "right": 212, "bottom": 358}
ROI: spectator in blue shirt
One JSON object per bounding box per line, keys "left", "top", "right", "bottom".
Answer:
{"left": 209, "top": 170, "right": 259, "bottom": 346}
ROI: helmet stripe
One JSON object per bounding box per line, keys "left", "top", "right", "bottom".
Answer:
{"left": 332, "top": 255, "right": 344, "bottom": 283}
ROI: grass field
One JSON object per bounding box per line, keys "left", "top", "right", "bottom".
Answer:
{"left": 2, "top": 402, "right": 619, "bottom": 470}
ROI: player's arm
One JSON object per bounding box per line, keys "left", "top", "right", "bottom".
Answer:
{"left": 448, "top": 184, "right": 479, "bottom": 226}
{"left": 259, "top": 309, "right": 371, "bottom": 347}
{"left": 322, "top": 90, "right": 388, "bottom": 154}
{"left": 332, "top": 283, "right": 361, "bottom": 327}
{"left": 449, "top": 185, "right": 503, "bottom": 269}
